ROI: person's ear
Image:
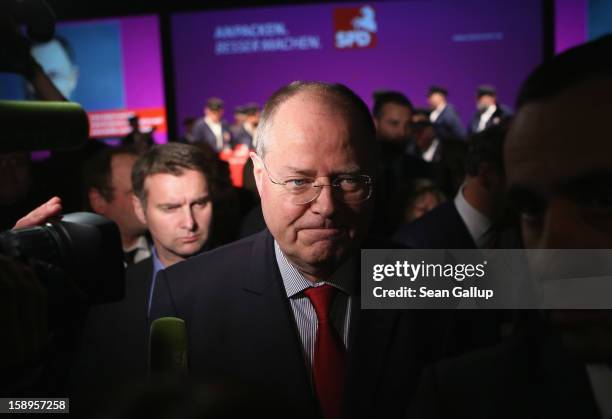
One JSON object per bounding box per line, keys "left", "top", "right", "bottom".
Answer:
{"left": 250, "top": 152, "right": 265, "bottom": 199}
{"left": 88, "top": 188, "right": 108, "bottom": 215}
{"left": 132, "top": 195, "right": 147, "bottom": 225}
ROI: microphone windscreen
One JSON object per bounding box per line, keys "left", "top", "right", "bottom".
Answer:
{"left": 149, "top": 317, "right": 188, "bottom": 376}
{"left": 0, "top": 100, "right": 89, "bottom": 153}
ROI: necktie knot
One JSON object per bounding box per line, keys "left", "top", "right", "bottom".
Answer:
{"left": 303, "top": 284, "right": 337, "bottom": 323}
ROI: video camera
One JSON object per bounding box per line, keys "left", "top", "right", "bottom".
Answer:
{"left": 0, "top": 1, "right": 125, "bottom": 317}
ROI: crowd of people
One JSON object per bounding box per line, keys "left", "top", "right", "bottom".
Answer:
{"left": 2, "top": 30, "right": 612, "bottom": 419}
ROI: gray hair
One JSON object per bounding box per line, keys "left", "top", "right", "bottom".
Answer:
{"left": 254, "top": 81, "right": 375, "bottom": 159}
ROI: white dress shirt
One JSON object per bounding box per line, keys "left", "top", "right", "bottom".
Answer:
{"left": 274, "top": 241, "right": 353, "bottom": 371}
{"left": 430, "top": 104, "right": 446, "bottom": 123}
{"left": 204, "top": 116, "right": 223, "bottom": 150}
{"left": 477, "top": 105, "right": 497, "bottom": 132}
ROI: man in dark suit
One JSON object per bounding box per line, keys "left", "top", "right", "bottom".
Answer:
{"left": 151, "top": 82, "right": 450, "bottom": 419}
{"left": 427, "top": 86, "right": 466, "bottom": 142}
{"left": 68, "top": 143, "right": 217, "bottom": 415}
{"left": 409, "top": 35, "right": 612, "bottom": 419}
{"left": 405, "top": 109, "right": 467, "bottom": 197}
{"left": 468, "top": 85, "right": 513, "bottom": 135}
{"left": 396, "top": 124, "right": 512, "bottom": 250}
{"left": 231, "top": 102, "right": 261, "bottom": 149}
{"left": 192, "top": 97, "right": 233, "bottom": 152}
{"left": 130, "top": 143, "right": 215, "bottom": 314}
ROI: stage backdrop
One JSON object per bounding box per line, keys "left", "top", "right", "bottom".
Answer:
{"left": 555, "top": 0, "right": 612, "bottom": 53}
{"left": 171, "top": 0, "right": 543, "bottom": 137}
{"left": 0, "top": 15, "right": 167, "bottom": 142}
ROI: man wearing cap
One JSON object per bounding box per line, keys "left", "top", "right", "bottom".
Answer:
{"left": 192, "top": 97, "right": 233, "bottom": 152}
{"left": 468, "top": 84, "right": 513, "bottom": 134}
{"left": 427, "top": 85, "right": 466, "bottom": 142}
{"left": 232, "top": 102, "right": 261, "bottom": 149}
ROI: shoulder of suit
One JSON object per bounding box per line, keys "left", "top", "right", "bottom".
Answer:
{"left": 163, "top": 231, "right": 264, "bottom": 280}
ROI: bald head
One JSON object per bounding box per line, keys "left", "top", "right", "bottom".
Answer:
{"left": 254, "top": 81, "right": 375, "bottom": 159}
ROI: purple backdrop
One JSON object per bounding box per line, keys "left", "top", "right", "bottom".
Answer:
{"left": 171, "top": 1, "right": 542, "bottom": 135}
{"left": 121, "top": 16, "right": 165, "bottom": 109}
{"left": 555, "top": 0, "right": 587, "bottom": 53}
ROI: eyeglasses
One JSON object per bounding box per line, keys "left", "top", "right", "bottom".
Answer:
{"left": 262, "top": 161, "right": 373, "bottom": 205}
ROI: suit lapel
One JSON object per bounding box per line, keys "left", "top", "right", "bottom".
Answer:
{"left": 240, "top": 230, "right": 318, "bottom": 413}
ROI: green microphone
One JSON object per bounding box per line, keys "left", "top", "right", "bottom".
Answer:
{"left": 0, "top": 100, "right": 89, "bottom": 152}
{"left": 149, "top": 317, "right": 189, "bottom": 376}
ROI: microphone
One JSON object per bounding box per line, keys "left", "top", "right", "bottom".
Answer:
{"left": 149, "top": 317, "right": 188, "bottom": 376}
{"left": 0, "top": 100, "right": 89, "bottom": 152}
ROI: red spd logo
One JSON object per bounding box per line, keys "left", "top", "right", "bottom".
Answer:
{"left": 334, "top": 5, "right": 378, "bottom": 49}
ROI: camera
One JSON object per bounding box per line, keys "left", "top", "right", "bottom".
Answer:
{"left": 0, "top": 212, "right": 125, "bottom": 308}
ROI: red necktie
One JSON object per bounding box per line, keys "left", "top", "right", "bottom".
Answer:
{"left": 303, "top": 285, "right": 346, "bottom": 419}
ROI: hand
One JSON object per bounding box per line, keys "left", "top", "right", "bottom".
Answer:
{"left": 14, "top": 196, "right": 62, "bottom": 229}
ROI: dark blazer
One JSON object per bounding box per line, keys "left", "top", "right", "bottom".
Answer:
{"left": 468, "top": 104, "right": 513, "bottom": 135}
{"left": 433, "top": 104, "right": 466, "bottom": 142}
{"left": 192, "top": 118, "right": 232, "bottom": 152}
{"left": 232, "top": 124, "right": 254, "bottom": 149}
{"left": 151, "top": 229, "right": 451, "bottom": 419}
{"left": 393, "top": 201, "right": 476, "bottom": 249}
{"left": 68, "top": 258, "right": 154, "bottom": 415}
{"left": 408, "top": 326, "right": 601, "bottom": 419}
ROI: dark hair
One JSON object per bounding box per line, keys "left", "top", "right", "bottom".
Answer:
{"left": 82, "top": 145, "right": 139, "bottom": 203}
{"left": 428, "top": 86, "right": 448, "bottom": 97}
{"left": 465, "top": 123, "right": 508, "bottom": 177}
{"left": 131, "top": 143, "right": 214, "bottom": 204}
{"left": 372, "top": 90, "right": 414, "bottom": 119}
{"left": 255, "top": 81, "right": 375, "bottom": 158}
{"left": 516, "top": 34, "right": 612, "bottom": 108}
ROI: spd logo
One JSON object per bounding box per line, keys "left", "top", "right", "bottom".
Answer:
{"left": 334, "top": 5, "right": 378, "bottom": 49}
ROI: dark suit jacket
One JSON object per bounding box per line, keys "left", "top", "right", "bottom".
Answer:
{"left": 232, "top": 124, "right": 254, "bottom": 148}
{"left": 151, "top": 229, "right": 451, "bottom": 418}
{"left": 433, "top": 104, "right": 466, "bottom": 142}
{"left": 192, "top": 118, "right": 232, "bottom": 152}
{"left": 393, "top": 201, "right": 476, "bottom": 249}
{"left": 68, "top": 258, "right": 154, "bottom": 415}
{"left": 408, "top": 326, "right": 601, "bottom": 419}
{"left": 468, "top": 104, "right": 513, "bottom": 135}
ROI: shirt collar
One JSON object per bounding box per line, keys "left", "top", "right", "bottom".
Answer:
{"left": 123, "top": 235, "right": 149, "bottom": 253}
{"left": 204, "top": 116, "right": 222, "bottom": 128}
{"left": 274, "top": 240, "right": 355, "bottom": 298}
{"left": 151, "top": 246, "right": 166, "bottom": 278}
{"left": 454, "top": 185, "right": 492, "bottom": 247}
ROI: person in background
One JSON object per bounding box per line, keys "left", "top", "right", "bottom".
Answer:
{"left": 82, "top": 145, "right": 150, "bottom": 266}
{"left": 233, "top": 102, "right": 261, "bottom": 149}
{"left": 179, "top": 116, "right": 197, "bottom": 144}
{"left": 402, "top": 178, "right": 447, "bottom": 224}
{"left": 408, "top": 109, "right": 467, "bottom": 198}
{"left": 122, "top": 115, "right": 154, "bottom": 153}
{"left": 427, "top": 85, "right": 466, "bottom": 141}
{"left": 409, "top": 34, "right": 612, "bottom": 419}
{"left": 395, "top": 123, "right": 510, "bottom": 250}
{"left": 192, "top": 97, "right": 233, "bottom": 152}
{"left": 468, "top": 84, "right": 513, "bottom": 134}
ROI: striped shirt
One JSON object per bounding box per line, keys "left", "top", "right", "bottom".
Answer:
{"left": 274, "top": 241, "right": 354, "bottom": 372}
